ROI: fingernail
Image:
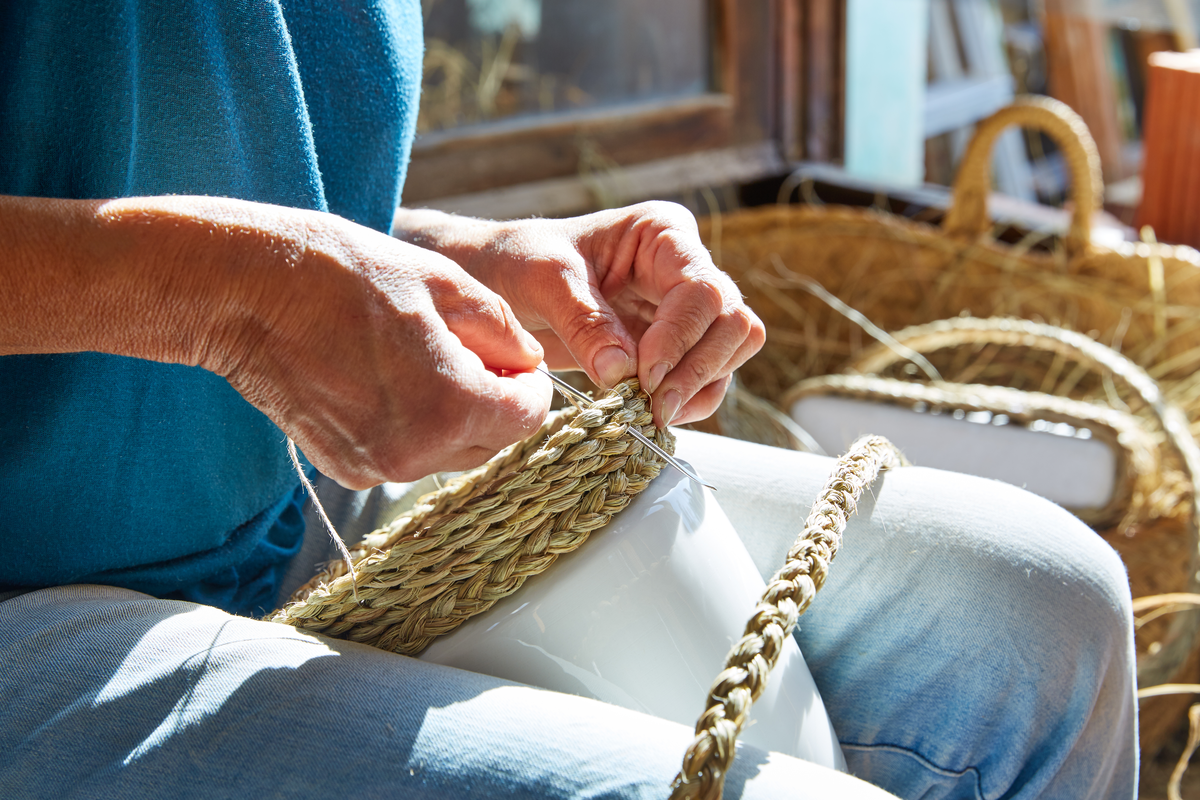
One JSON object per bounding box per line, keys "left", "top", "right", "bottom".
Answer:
{"left": 521, "top": 329, "right": 543, "bottom": 355}
{"left": 661, "top": 389, "right": 683, "bottom": 427}
{"left": 647, "top": 361, "right": 671, "bottom": 395}
{"left": 594, "top": 345, "right": 633, "bottom": 387}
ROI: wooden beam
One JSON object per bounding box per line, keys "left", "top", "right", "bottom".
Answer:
{"left": 410, "top": 142, "right": 786, "bottom": 221}
{"left": 779, "top": 0, "right": 803, "bottom": 161}
{"left": 803, "top": 0, "right": 845, "bottom": 162}
{"left": 1137, "top": 50, "right": 1200, "bottom": 248}
{"left": 924, "top": 75, "right": 1015, "bottom": 138}
{"left": 1042, "top": 7, "right": 1130, "bottom": 182}
{"left": 405, "top": 95, "right": 733, "bottom": 202}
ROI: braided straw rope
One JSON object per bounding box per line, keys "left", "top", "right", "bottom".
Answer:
{"left": 670, "top": 435, "right": 903, "bottom": 800}
{"left": 267, "top": 379, "right": 673, "bottom": 656}
{"left": 845, "top": 316, "right": 1200, "bottom": 533}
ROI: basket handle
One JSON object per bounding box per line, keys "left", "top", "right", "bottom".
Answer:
{"left": 670, "top": 436, "right": 902, "bottom": 799}
{"left": 942, "top": 95, "right": 1103, "bottom": 259}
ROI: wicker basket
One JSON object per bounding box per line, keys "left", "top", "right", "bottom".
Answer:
{"left": 269, "top": 381, "right": 900, "bottom": 799}
{"left": 698, "top": 96, "right": 1200, "bottom": 753}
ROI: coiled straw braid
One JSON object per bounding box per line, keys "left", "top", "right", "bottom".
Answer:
{"left": 267, "top": 379, "right": 672, "bottom": 656}
{"left": 670, "top": 435, "right": 902, "bottom": 800}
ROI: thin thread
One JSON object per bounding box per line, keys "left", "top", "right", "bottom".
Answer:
{"left": 286, "top": 437, "right": 360, "bottom": 604}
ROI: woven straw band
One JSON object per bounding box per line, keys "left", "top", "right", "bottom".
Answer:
{"left": 670, "top": 435, "right": 903, "bottom": 800}
{"left": 845, "top": 316, "right": 1200, "bottom": 530}
{"left": 267, "top": 378, "right": 673, "bottom": 656}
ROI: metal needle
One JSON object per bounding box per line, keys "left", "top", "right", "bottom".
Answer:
{"left": 535, "top": 366, "right": 717, "bottom": 492}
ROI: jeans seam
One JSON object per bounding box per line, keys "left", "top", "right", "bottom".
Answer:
{"left": 842, "top": 741, "right": 986, "bottom": 800}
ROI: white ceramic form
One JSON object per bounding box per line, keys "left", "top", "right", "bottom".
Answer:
{"left": 419, "top": 464, "right": 847, "bottom": 770}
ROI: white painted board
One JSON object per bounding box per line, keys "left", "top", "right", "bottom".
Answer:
{"left": 790, "top": 394, "right": 1118, "bottom": 510}
{"left": 845, "top": 0, "right": 931, "bottom": 186}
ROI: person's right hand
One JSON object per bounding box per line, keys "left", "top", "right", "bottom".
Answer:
{"left": 0, "top": 195, "right": 551, "bottom": 490}
{"left": 188, "top": 199, "right": 553, "bottom": 489}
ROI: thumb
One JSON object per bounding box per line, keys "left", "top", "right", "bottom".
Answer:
{"left": 440, "top": 284, "right": 544, "bottom": 372}
{"left": 541, "top": 280, "right": 637, "bottom": 388}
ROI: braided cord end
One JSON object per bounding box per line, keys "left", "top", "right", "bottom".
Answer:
{"left": 669, "top": 435, "right": 902, "bottom": 800}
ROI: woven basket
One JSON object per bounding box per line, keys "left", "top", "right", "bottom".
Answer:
{"left": 699, "top": 96, "right": 1200, "bottom": 753}
{"left": 272, "top": 380, "right": 673, "bottom": 655}
{"left": 783, "top": 316, "right": 1200, "bottom": 667}
{"left": 703, "top": 96, "right": 1200, "bottom": 408}
{"left": 268, "top": 380, "right": 901, "bottom": 798}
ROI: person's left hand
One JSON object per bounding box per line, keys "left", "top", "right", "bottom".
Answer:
{"left": 393, "top": 202, "right": 765, "bottom": 428}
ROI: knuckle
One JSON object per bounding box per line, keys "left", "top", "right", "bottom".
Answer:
{"left": 562, "top": 304, "right": 616, "bottom": 349}
{"left": 680, "top": 357, "right": 712, "bottom": 389}
{"left": 746, "top": 312, "right": 766, "bottom": 350}
{"left": 509, "top": 400, "right": 546, "bottom": 440}
{"left": 728, "top": 304, "right": 766, "bottom": 354}
{"left": 422, "top": 268, "right": 464, "bottom": 301}
{"left": 690, "top": 278, "right": 726, "bottom": 315}
{"left": 534, "top": 254, "right": 585, "bottom": 290}
{"left": 638, "top": 200, "right": 697, "bottom": 229}
{"left": 724, "top": 305, "right": 755, "bottom": 340}
{"left": 481, "top": 292, "right": 518, "bottom": 336}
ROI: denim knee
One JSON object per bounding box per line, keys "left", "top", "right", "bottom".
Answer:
{"left": 796, "top": 468, "right": 1137, "bottom": 800}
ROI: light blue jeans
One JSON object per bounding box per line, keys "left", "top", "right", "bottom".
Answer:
{"left": 0, "top": 434, "right": 1136, "bottom": 799}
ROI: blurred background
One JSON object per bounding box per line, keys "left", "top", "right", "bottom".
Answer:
{"left": 411, "top": 0, "right": 1200, "bottom": 249}
{"left": 409, "top": 4, "right": 1200, "bottom": 796}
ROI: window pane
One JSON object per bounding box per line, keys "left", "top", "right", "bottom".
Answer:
{"left": 419, "top": 0, "right": 712, "bottom": 134}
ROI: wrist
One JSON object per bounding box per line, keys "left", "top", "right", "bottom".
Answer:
{"left": 391, "top": 208, "right": 506, "bottom": 280}
{"left": 96, "top": 197, "right": 300, "bottom": 373}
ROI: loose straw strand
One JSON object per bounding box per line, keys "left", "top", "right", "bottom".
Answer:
{"left": 286, "top": 437, "right": 360, "bottom": 604}
{"left": 768, "top": 253, "right": 944, "bottom": 382}
{"left": 669, "top": 435, "right": 902, "bottom": 800}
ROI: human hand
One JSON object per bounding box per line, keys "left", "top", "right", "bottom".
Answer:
{"left": 160, "top": 199, "right": 553, "bottom": 489}
{"left": 211, "top": 203, "right": 553, "bottom": 488}
{"left": 394, "top": 202, "right": 764, "bottom": 428}
{"left": 2, "top": 195, "right": 552, "bottom": 489}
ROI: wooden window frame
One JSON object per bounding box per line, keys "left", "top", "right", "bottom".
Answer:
{"left": 404, "top": 0, "right": 846, "bottom": 216}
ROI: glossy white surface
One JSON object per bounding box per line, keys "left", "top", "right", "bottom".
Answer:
{"left": 419, "top": 465, "right": 846, "bottom": 769}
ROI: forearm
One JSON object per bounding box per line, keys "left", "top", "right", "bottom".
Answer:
{"left": 0, "top": 195, "right": 302, "bottom": 372}
{"left": 1, "top": 195, "right": 550, "bottom": 487}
